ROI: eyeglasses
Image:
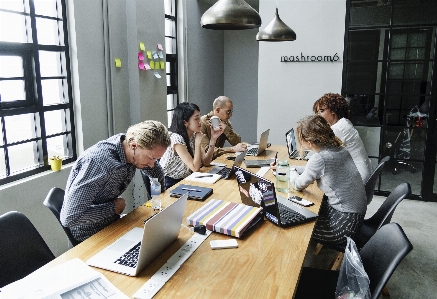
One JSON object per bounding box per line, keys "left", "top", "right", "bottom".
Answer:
{"left": 226, "top": 110, "right": 233, "bottom": 115}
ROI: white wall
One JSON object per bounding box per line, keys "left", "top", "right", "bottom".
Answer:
{"left": 258, "top": 0, "right": 346, "bottom": 145}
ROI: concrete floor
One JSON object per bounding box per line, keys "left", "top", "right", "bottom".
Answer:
{"left": 304, "top": 195, "right": 437, "bottom": 299}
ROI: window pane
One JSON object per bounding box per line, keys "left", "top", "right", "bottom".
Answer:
{"left": 0, "top": 56, "right": 23, "bottom": 77}
{"left": 47, "top": 135, "right": 66, "bottom": 159}
{"left": 42, "top": 78, "right": 67, "bottom": 105}
{"left": 45, "top": 109, "right": 66, "bottom": 136}
{"left": 165, "top": 19, "right": 175, "bottom": 36}
{"left": 36, "top": 18, "right": 64, "bottom": 46}
{"left": 164, "top": 0, "right": 175, "bottom": 17}
{"left": 0, "top": 149, "right": 5, "bottom": 178}
{"left": 0, "top": 80, "right": 25, "bottom": 102}
{"left": 350, "top": 5, "right": 391, "bottom": 27}
{"left": 34, "top": 0, "right": 62, "bottom": 19}
{"left": 381, "top": 161, "right": 423, "bottom": 195}
{"left": 0, "top": 1, "right": 25, "bottom": 12}
{"left": 8, "top": 142, "right": 39, "bottom": 174}
{"left": 0, "top": 12, "right": 31, "bottom": 43}
{"left": 165, "top": 37, "right": 175, "bottom": 55}
{"left": 5, "top": 113, "right": 37, "bottom": 143}
{"left": 39, "top": 50, "right": 66, "bottom": 77}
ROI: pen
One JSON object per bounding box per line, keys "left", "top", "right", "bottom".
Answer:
{"left": 273, "top": 152, "right": 278, "bottom": 166}
{"left": 195, "top": 175, "right": 213, "bottom": 178}
{"left": 181, "top": 188, "right": 202, "bottom": 192}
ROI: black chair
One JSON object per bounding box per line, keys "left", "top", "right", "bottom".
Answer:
{"left": 295, "top": 223, "right": 413, "bottom": 299}
{"left": 365, "top": 156, "right": 390, "bottom": 205}
{"left": 0, "top": 211, "right": 55, "bottom": 288}
{"left": 356, "top": 182, "right": 410, "bottom": 249}
{"left": 43, "top": 187, "right": 80, "bottom": 247}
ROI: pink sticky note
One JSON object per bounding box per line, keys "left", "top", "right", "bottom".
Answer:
{"left": 138, "top": 52, "right": 144, "bottom": 61}
{"left": 144, "top": 63, "right": 151, "bottom": 70}
{"left": 138, "top": 61, "right": 145, "bottom": 70}
{"left": 157, "top": 43, "right": 163, "bottom": 50}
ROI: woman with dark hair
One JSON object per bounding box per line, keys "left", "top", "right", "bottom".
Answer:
{"left": 159, "top": 102, "right": 223, "bottom": 189}
{"left": 313, "top": 93, "right": 373, "bottom": 183}
{"left": 290, "top": 115, "right": 367, "bottom": 250}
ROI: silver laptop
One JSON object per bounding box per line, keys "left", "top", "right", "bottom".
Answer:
{"left": 86, "top": 193, "right": 188, "bottom": 276}
{"left": 285, "top": 128, "right": 312, "bottom": 160}
{"left": 246, "top": 129, "right": 270, "bottom": 156}
{"left": 208, "top": 150, "right": 247, "bottom": 179}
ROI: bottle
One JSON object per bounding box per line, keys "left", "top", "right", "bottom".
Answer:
{"left": 276, "top": 160, "right": 290, "bottom": 193}
{"left": 150, "top": 178, "right": 161, "bottom": 210}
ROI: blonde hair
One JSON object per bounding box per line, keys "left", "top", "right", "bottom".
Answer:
{"left": 126, "top": 120, "right": 170, "bottom": 149}
{"left": 296, "top": 115, "right": 343, "bottom": 156}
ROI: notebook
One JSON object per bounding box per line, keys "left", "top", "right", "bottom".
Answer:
{"left": 208, "top": 150, "right": 246, "bottom": 178}
{"left": 246, "top": 129, "right": 270, "bottom": 156}
{"left": 86, "top": 193, "right": 188, "bottom": 276}
{"left": 285, "top": 128, "right": 312, "bottom": 160}
{"left": 234, "top": 166, "right": 318, "bottom": 228}
{"left": 170, "top": 184, "right": 213, "bottom": 201}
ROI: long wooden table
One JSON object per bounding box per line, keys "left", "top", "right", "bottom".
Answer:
{"left": 44, "top": 145, "right": 323, "bottom": 298}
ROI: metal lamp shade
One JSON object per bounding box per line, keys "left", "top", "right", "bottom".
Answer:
{"left": 201, "top": 0, "right": 261, "bottom": 30}
{"left": 256, "top": 8, "right": 296, "bottom": 41}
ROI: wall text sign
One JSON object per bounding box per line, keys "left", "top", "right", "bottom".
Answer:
{"left": 281, "top": 53, "right": 341, "bottom": 62}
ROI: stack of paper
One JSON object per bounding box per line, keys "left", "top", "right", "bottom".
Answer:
{"left": 185, "top": 172, "right": 221, "bottom": 184}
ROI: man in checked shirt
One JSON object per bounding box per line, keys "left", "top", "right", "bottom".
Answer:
{"left": 60, "top": 120, "right": 171, "bottom": 243}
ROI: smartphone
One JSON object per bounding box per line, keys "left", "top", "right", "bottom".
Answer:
{"left": 227, "top": 156, "right": 236, "bottom": 161}
{"left": 288, "top": 195, "right": 314, "bottom": 207}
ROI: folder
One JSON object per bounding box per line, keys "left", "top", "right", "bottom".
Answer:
{"left": 170, "top": 184, "right": 213, "bottom": 201}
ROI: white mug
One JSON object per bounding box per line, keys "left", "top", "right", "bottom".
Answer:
{"left": 210, "top": 116, "right": 221, "bottom": 131}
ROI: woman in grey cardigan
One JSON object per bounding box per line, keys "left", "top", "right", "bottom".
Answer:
{"left": 290, "top": 115, "right": 367, "bottom": 249}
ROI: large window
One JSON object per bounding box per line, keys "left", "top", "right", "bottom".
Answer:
{"left": 0, "top": 0, "right": 75, "bottom": 185}
{"left": 164, "top": 0, "right": 178, "bottom": 126}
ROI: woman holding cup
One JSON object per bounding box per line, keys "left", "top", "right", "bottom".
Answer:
{"left": 159, "top": 102, "right": 224, "bottom": 189}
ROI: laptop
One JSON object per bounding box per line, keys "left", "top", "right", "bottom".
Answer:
{"left": 208, "top": 150, "right": 246, "bottom": 179}
{"left": 86, "top": 193, "right": 188, "bottom": 276}
{"left": 246, "top": 129, "right": 270, "bottom": 156}
{"left": 285, "top": 128, "right": 312, "bottom": 160}
{"left": 234, "top": 166, "right": 318, "bottom": 227}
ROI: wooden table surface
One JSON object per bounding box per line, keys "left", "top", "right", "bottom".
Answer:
{"left": 43, "top": 145, "right": 323, "bottom": 299}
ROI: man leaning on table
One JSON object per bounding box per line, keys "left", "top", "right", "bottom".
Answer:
{"left": 200, "top": 96, "right": 247, "bottom": 159}
{"left": 60, "top": 120, "right": 171, "bottom": 243}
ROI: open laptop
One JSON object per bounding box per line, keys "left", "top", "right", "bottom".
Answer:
{"left": 234, "top": 166, "right": 318, "bottom": 227}
{"left": 246, "top": 129, "right": 270, "bottom": 156}
{"left": 285, "top": 128, "right": 312, "bottom": 160}
{"left": 86, "top": 193, "right": 188, "bottom": 276}
{"left": 208, "top": 150, "right": 246, "bottom": 179}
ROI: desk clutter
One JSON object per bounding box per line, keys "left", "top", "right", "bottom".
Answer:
{"left": 184, "top": 172, "right": 222, "bottom": 184}
{"left": 170, "top": 184, "right": 213, "bottom": 201}
{"left": 186, "top": 199, "right": 263, "bottom": 238}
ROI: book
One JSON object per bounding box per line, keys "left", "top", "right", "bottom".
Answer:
{"left": 170, "top": 184, "right": 213, "bottom": 201}
{"left": 184, "top": 172, "right": 221, "bottom": 184}
{"left": 186, "top": 199, "right": 263, "bottom": 238}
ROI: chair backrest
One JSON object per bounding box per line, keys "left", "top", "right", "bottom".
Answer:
{"left": 43, "top": 187, "right": 80, "bottom": 246}
{"left": 0, "top": 211, "right": 55, "bottom": 288}
{"left": 365, "top": 156, "right": 390, "bottom": 205}
{"left": 360, "top": 223, "right": 413, "bottom": 299}
{"left": 365, "top": 182, "right": 410, "bottom": 232}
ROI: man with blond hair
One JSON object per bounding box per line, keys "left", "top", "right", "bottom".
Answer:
{"left": 61, "top": 120, "right": 171, "bottom": 243}
{"left": 200, "top": 96, "right": 247, "bottom": 159}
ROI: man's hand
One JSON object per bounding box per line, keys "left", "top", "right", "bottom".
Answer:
{"left": 231, "top": 143, "right": 247, "bottom": 152}
{"left": 114, "top": 197, "right": 126, "bottom": 215}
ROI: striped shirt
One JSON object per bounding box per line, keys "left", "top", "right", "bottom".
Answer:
{"left": 60, "top": 133, "right": 165, "bottom": 242}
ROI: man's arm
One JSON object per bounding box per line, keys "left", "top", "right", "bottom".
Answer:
{"left": 140, "top": 160, "right": 166, "bottom": 192}
{"left": 222, "top": 121, "right": 241, "bottom": 146}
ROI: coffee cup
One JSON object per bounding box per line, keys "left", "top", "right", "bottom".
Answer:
{"left": 210, "top": 116, "right": 221, "bottom": 131}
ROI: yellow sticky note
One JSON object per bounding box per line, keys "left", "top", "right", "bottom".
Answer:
{"left": 160, "top": 61, "right": 165, "bottom": 69}
{"left": 115, "top": 58, "right": 121, "bottom": 68}
{"left": 155, "top": 62, "right": 160, "bottom": 70}
{"left": 150, "top": 61, "right": 155, "bottom": 69}
{"left": 147, "top": 51, "right": 152, "bottom": 59}
{"left": 139, "top": 42, "right": 145, "bottom": 51}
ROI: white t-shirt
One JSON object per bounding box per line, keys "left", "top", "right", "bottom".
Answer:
{"left": 159, "top": 132, "right": 196, "bottom": 179}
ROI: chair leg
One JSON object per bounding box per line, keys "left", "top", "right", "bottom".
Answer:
{"left": 330, "top": 252, "right": 344, "bottom": 270}
{"left": 313, "top": 243, "right": 323, "bottom": 255}
{"left": 382, "top": 286, "right": 390, "bottom": 297}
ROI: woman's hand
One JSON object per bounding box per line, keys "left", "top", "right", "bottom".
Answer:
{"left": 194, "top": 132, "right": 204, "bottom": 147}
{"left": 210, "top": 123, "right": 224, "bottom": 141}
{"left": 269, "top": 161, "right": 277, "bottom": 171}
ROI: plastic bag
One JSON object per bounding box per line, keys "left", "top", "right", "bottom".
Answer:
{"left": 335, "top": 237, "right": 371, "bottom": 299}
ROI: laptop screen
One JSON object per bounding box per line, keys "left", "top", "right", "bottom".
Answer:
{"left": 234, "top": 166, "right": 280, "bottom": 223}
{"left": 285, "top": 128, "right": 296, "bottom": 156}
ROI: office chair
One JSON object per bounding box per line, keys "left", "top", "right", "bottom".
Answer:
{"left": 0, "top": 211, "right": 55, "bottom": 288}
{"left": 294, "top": 223, "right": 413, "bottom": 299}
{"left": 43, "top": 187, "right": 80, "bottom": 247}
{"left": 355, "top": 182, "right": 410, "bottom": 249}
{"left": 365, "top": 156, "right": 390, "bottom": 205}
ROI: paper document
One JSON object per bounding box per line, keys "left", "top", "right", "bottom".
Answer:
{"left": 185, "top": 172, "right": 221, "bottom": 184}
{"left": 0, "top": 258, "right": 128, "bottom": 299}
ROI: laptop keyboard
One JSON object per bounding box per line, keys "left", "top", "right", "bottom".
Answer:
{"left": 114, "top": 241, "right": 141, "bottom": 268}
{"left": 247, "top": 147, "right": 258, "bottom": 156}
{"left": 217, "top": 166, "right": 231, "bottom": 178}
{"left": 278, "top": 202, "right": 306, "bottom": 224}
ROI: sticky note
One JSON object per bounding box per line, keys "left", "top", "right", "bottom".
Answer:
{"left": 138, "top": 61, "right": 145, "bottom": 70}
{"left": 157, "top": 43, "right": 163, "bottom": 50}
{"left": 160, "top": 61, "right": 165, "bottom": 69}
{"left": 150, "top": 61, "right": 155, "bottom": 69}
{"left": 158, "top": 51, "right": 164, "bottom": 59}
{"left": 154, "top": 71, "right": 161, "bottom": 78}
{"left": 147, "top": 51, "right": 152, "bottom": 59}
{"left": 115, "top": 58, "right": 121, "bottom": 68}
{"left": 139, "top": 42, "right": 145, "bottom": 51}
{"left": 138, "top": 52, "right": 144, "bottom": 61}
{"left": 155, "top": 62, "right": 160, "bottom": 70}
{"left": 144, "top": 63, "right": 151, "bottom": 70}
{"left": 152, "top": 51, "right": 158, "bottom": 59}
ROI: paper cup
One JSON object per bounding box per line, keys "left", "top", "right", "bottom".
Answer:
{"left": 210, "top": 116, "right": 220, "bottom": 131}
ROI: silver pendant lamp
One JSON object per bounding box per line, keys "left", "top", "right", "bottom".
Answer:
{"left": 256, "top": 7, "right": 296, "bottom": 41}
{"left": 200, "top": 0, "right": 262, "bottom": 30}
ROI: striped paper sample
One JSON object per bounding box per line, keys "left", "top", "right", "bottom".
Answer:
{"left": 186, "top": 199, "right": 262, "bottom": 238}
